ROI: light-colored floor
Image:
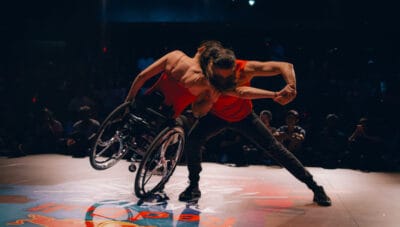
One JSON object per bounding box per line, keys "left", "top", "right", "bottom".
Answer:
{"left": 0, "top": 154, "right": 399, "bottom": 227}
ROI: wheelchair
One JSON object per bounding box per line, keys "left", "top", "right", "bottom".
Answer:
{"left": 90, "top": 92, "right": 188, "bottom": 199}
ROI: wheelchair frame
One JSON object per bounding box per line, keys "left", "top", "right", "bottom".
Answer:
{"left": 90, "top": 100, "right": 187, "bottom": 198}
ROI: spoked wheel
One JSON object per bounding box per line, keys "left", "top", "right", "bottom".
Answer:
{"left": 134, "top": 126, "right": 185, "bottom": 198}
{"left": 90, "top": 102, "right": 132, "bottom": 170}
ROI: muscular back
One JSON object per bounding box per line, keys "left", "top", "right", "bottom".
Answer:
{"left": 166, "top": 50, "right": 210, "bottom": 96}
{"left": 126, "top": 50, "right": 219, "bottom": 117}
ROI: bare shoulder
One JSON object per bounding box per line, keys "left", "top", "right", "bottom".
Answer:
{"left": 166, "top": 50, "right": 186, "bottom": 60}
{"left": 164, "top": 50, "right": 189, "bottom": 71}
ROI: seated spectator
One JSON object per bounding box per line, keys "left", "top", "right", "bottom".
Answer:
{"left": 274, "top": 110, "right": 306, "bottom": 158}
{"left": 313, "top": 113, "right": 348, "bottom": 168}
{"left": 347, "top": 117, "right": 385, "bottom": 171}
{"left": 66, "top": 105, "right": 100, "bottom": 157}
{"left": 67, "top": 88, "right": 97, "bottom": 122}
{"left": 19, "top": 107, "right": 64, "bottom": 154}
{"left": 259, "top": 109, "right": 278, "bottom": 165}
{"left": 259, "top": 110, "right": 277, "bottom": 133}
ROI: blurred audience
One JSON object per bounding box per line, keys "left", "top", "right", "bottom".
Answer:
{"left": 67, "top": 88, "right": 97, "bottom": 123}
{"left": 259, "top": 110, "right": 277, "bottom": 133}
{"left": 347, "top": 117, "right": 386, "bottom": 171}
{"left": 313, "top": 114, "right": 348, "bottom": 168}
{"left": 18, "top": 107, "right": 64, "bottom": 154}
{"left": 2, "top": 37, "right": 399, "bottom": 172}
{"left": 259, "top": 109, "right": 278, "bottom": 165}
{"left": 66, "top": 105, "right": 100, "bottom": 157}
{"left": 274, "top": 110, "right": 306, "bottom": 159}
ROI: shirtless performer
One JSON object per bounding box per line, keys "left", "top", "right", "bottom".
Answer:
{"left": 124, "top": 41, "right": 228, "bottom": 119}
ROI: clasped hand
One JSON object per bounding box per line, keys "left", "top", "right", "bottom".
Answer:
{"left": 273, "top": 84, "right": 297, "bottom": 105}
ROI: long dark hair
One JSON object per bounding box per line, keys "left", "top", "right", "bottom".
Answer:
{"left": 198, "top": 41, "right": 237, "bottom": 92}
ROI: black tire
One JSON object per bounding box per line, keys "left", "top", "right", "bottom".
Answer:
{"left": 90, "top": 102, "right": 131, "bottom": 170}
{"left": 134, "top": 126, "right": 185, "bottom": 198}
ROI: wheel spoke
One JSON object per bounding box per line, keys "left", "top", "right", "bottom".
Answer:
{"left": 90, "top": 102, "right": 132, "bottom": 170}
{"left": 95, "top": 137, "right": 117, "bottom": 157}
{"left": 135, "top": 126, "right": 185, "bottom": 198}
{"left": 143, "top": 171, "right": 153, "bottom": 186}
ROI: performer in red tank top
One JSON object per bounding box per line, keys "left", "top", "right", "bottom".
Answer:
{"left": 211, "top": 60, "right": 252, "bottom": 122}
{"left": 180, "top": 44, "right": 332, "bottom": 207}
{"left": 145, "top": 72, "right": 196, "bottom": 118}
{"left": 125, "top": 41, "right": 226, "bottom": 119}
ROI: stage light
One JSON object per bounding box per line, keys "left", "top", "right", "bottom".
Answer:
{"left": 248, "top": 0, "right": 255, "bottom": 6}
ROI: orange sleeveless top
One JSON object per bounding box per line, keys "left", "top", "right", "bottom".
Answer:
{"left": 145, "top": 72, "right": 196, "bottom": 118}
{"left": 210, "top": 60, "right": 253, "bottom": 122}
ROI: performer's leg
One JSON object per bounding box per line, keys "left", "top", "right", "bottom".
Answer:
{"left": 179, "top": 115, "right": 226, "bottom": 201}
{"left": 231, "top": 112, "right": 331, "bottom": 206}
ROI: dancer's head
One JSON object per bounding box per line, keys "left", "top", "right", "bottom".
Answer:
{"left": 198, "top": 41, "right": 237, "bottom": 92}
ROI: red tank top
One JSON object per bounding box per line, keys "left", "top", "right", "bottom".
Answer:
{"left": 145, "top": 72, "right": 196, "bottom": 118}
{"left": 211, "top": 60, "right": 253, "bottom": 122}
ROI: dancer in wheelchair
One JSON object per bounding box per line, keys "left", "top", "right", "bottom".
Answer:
{"left": 124, "top": 40, "right": 233, "bottom": 121}
{"left": 91, "top": 41, "right": 235, "bottom": 169}
{"left": 120, "top": 41, "right": 240, "bottom": 198}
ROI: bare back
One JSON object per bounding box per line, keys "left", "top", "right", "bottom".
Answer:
{"left": 126, "top": 50, "right": 219, "bottom": 117}
{"left": 165, "top": 50, "right": 211, "bottom": 96}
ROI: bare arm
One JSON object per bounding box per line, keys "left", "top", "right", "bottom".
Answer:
{"left": 244, "top": 61, "right": 296, "bottom": 87}
{"left": 125, "top": 50, "right": 183, "bottom": 102}
{"left": 225, "top": 86, "right": 276, "bottom": 99}
{"left": 224, "top": 84, "right": 295, "bottom": 106}
{"left": 243, "top": 61, "right": 297, "bottom": 104}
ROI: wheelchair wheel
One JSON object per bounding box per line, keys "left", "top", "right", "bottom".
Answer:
{"left": 90, "top": 102, "right": 131, "bottom": 170}
{"left": 134, "top": 125, "right": 185, "bottom": 198}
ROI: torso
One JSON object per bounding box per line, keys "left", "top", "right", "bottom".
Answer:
{"left": 211, "top": 60, "right": 253, "bottom": 122}
{"left": 168, "top": 53, "right": 211, "bottom": 96}
{"left": 147, "top": 51, "right": 218, "bottom": 117}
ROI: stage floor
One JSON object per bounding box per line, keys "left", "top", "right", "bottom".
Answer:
{"left": 0, "top": 154, "right": 399, "bottom": 227}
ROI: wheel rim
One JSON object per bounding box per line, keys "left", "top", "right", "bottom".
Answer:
{"left": 93, "top": 129, "right": 126, "bottom": 168}
{"left": 136, "top": 127, "right": 184, "bottom": 196}
{"left": 90, "top": 103, "right": 131, "bottom": 170}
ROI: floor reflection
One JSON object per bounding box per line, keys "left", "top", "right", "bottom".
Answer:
{"left": 85, "top": 196, "right": 201, "bottom": 227}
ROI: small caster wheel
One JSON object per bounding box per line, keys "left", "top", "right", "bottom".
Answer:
{"left": 129, "top": 164, "right": 137, "bottom": 172}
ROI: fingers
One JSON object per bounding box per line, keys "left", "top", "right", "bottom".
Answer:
{"left": 273, "top": 96, "right": 290, "bottom": 105}
{"left": 274, "top": 84, "right": 297, "bottom": 105}
{"left": 285, "top": 86, "right": 297, "bottom": 98}
{"left": 277, "top": 85, "right": 297, "bottom": 98}
{"left": 273, "top": 94, "right": 295, "bottom": 105}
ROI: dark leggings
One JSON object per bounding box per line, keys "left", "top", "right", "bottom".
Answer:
{"left": 184, "top": 112, "right": 320, "bottom": 191}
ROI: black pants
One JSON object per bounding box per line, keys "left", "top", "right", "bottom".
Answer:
{"left": 184, "top": 112, "right": 320, "bottom": 191}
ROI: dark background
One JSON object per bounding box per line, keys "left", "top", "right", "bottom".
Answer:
{"left": 1, "top": 0, "right": 399, "bottom": 169}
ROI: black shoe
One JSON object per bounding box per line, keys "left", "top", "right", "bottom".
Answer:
{"left": 313, "top": 186, "right": 332, "bottom": 206}
{"left": 178, "top": 185, "right": 201, "bottom": 202}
